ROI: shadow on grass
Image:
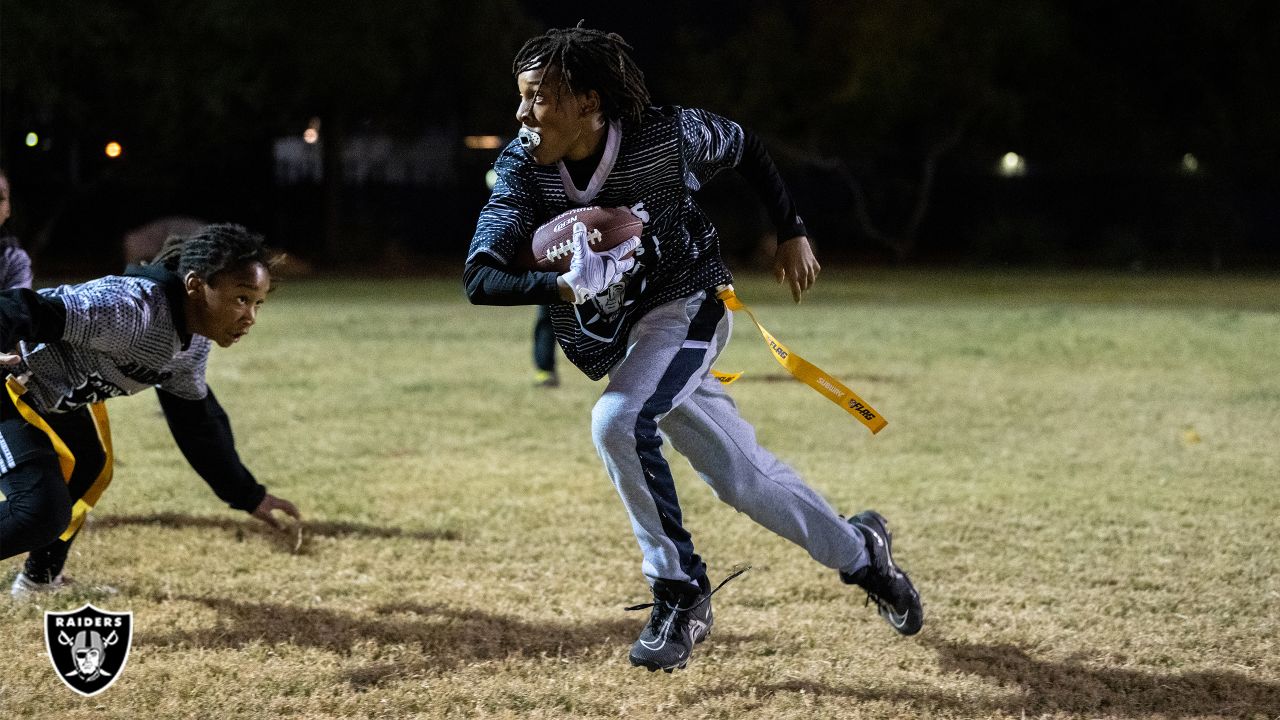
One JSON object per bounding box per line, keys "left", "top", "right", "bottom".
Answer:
{"left": 927, "top": 637, "right": 1280, "bottom": 718}
{"left": 136, "top": 596, "right": 756, "bottom": 689}
{"left": 689, "top": 637, "right": 1279, "bottom": 718}
{"left": 90, "top": 512, "right": 460, "bottom": 542}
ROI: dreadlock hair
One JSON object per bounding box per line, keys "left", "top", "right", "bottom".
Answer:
{"left": 512, "top": 23, "right": 651, "bottom": 126}
{"left": 148, "top": 223, "right": 276, "bottom": 284}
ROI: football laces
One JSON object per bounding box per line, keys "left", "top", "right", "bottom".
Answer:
{"left": 545, "top": 228, "right": 603, "bottom": 263}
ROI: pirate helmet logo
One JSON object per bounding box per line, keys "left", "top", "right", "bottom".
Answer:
{"left": 44, "top": 603, "right": 133, "bottom": 696}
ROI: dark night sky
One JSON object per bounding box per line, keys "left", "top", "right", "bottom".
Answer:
{"left": 1, "top": 1, "right": 1276, "bottom": 270}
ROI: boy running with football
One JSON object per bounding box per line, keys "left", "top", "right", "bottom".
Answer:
{"left": 465, "top": 25, "right": 923, "bottom": 672}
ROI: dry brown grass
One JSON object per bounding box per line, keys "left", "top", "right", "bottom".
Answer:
{"left": 2, "top": 270, "right": 1278, "bottom": 719}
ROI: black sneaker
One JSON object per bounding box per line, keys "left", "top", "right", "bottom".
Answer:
{"left": 840, "top": 510, "right": 924, "bottom": 636}
{"left": 626, "top": 578, "right": 712, "bottom": 672}
{"left": 626, "top": 567, "right": 748, "bottom": 673}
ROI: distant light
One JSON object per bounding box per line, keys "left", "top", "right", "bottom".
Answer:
{"left": 25, "top": 132, "right": 39, "bottom": 147}
{"left": 998, "top": 151, "right": 1027, "bottom": 177}
{"left": 485, "top": 169, "right": 498, "bottom": 190}
{"left": 303, "top": 128, "right": 319, "bottom": 144}
{"left": 105, "top": 141, "right": 123, "bottom": 158}
{"left": 1181, "top": 153, "right": 1200, "bottom": 174}
{"left": 465, "top": 135, "right": 503, "bottom": 150}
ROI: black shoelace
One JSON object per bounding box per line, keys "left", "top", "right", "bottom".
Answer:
{"left": 624, "top": 564, "right": 751, "bottom": 616}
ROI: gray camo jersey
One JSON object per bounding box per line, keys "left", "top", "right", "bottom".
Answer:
{"left": 14, "top": 275, "right": 210, "bottom": 413}
{"left": 469, "top": 106, "right": 741, "bottom": 380}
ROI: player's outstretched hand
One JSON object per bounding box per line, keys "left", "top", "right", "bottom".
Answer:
{"left": 774, "top": 235, "right": 821, "bottom": 303}
{"left": 251, "top": 493, "right": 302, "bottom": 531}
{"left": 0, "top": 350, "right": 21, "bottom": 366}
{"left": 561, "top": 221, "right": 640, "bottom": 304}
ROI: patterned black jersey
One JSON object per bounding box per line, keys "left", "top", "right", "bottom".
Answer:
{"left": 14, "top": 275, "right": 211, "bottom": 413}
{"left": 469, "top": 105, "right": 742, "bottom": 380}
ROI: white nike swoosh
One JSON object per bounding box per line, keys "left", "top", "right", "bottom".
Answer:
{"left": 640, "top": 614, "right": 676, "bottom": 651}
{"left": 640, "top": 636, "right": 667, "bottom": 651}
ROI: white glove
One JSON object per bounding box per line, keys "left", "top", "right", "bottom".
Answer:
{"left": 561, "top": 221, "right": 641, "bottom": 305}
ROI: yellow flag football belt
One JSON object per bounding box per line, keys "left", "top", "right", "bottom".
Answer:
{"left": 711, "top": 286, "right": 888, "bottom": 435}
{"left": 6, "top": 376, "right": 115, "bottom": 540}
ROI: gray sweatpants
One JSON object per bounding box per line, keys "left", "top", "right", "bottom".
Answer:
{"left": 591, "top": 290, "right": 868, "bottom": 588}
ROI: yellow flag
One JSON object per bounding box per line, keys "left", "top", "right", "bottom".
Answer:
{"left": 711, "top": 369, "right": 743, "bottom": 385}
{"left": 716, "top": 286, "right": 887, "bottom": 434}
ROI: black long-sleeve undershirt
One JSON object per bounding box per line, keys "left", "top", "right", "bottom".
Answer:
{"left": 737, "top": 128, "right": 808, "bottom": 243}
{"left": 156, "top": 388, "right": 266, "bottom": 512}
{"left": 464, "top": 259, "right": 562, "bottom": 306}
{"left": 0, "top": 289, "right": 66, "bottom": 350}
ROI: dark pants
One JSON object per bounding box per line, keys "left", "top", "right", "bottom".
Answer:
{"left": 0, "top": 452, "right": 72, "bottom": 561}
{"left": 533, "top": 305, "right": 557, "bottom": 373}
{"left": 0, "top": 388, "right": 109, "bottom": 580}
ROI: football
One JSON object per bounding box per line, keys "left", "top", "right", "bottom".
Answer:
{"left": 523, "top": 206, "right": 644, "bottom": 273}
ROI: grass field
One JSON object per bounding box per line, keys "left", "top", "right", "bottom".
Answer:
{"left": 2, "top": 270, "right": 1278, "bottom": 719}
